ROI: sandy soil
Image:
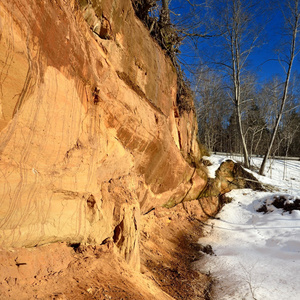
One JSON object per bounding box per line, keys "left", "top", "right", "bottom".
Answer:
{"left": 140, "top": 204, "right": 212, "bottom": 300}
{"left": 0, "top": 202, "right": 212, "bottom": 300}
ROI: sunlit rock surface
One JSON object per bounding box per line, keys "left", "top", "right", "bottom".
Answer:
{"left": 0, "top": 0, "right": 206, "bottom": 269}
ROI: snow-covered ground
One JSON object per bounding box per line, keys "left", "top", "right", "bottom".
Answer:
{"left": 196, "top": 155, "right": 300, "bottom": 300}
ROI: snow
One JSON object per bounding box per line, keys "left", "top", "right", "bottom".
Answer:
{"left": 196, "top": 155, "right": 300, "bottom": 300}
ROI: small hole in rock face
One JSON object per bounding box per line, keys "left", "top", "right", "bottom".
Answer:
{"left": 87, "top": 195, "right": 96, "bottom": 209}
{"left": 113, "top": 220, "right": 125, "bottom": 245}
{"left": 69, "top": 243, "right": 81, "bottom": 251}
{"left": 92, "top": 87, "right": 100, "bottom": 104}
{"left": 113, "top": 225, "right": 121, "bottom": 244}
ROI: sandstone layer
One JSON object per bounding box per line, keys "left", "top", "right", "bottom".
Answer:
{"left": 0, "top": 0, "right": 207, "bottom": 270}
{"left": 0, "top": 205, "right": 213, "bottom": 300}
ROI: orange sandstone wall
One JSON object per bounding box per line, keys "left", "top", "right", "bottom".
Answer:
{"left": 0, "top": 0, "right": 206, "bottom": 268}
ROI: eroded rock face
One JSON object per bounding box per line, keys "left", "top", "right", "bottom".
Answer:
{"left": 0, "top": 0, "right": 206, "bottom": 269}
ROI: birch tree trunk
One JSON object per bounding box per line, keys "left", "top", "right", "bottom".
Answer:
{"left": 228, "top": 0, "right": 253, "bottom": 168}
{"left": 259, "top": 0, "right": 299, "bottom": 175}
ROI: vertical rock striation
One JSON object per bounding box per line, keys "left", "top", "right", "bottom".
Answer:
{"left": 0, "top": 0, "right": 206, "bottom": 269}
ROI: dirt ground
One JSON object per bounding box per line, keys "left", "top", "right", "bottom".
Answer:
{"left": 0, "top": 202, "right": 213, "bottom": 300}
{"left": 140, "top": 203, "right": 213, "bottom": 300}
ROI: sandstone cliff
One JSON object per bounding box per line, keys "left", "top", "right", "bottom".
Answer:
{"left": 0, "top": 0, "right": 208, "bottom": 271}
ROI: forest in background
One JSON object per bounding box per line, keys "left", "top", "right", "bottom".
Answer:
{"left": 195, "top": 69, "right": 300, "bottom": 158}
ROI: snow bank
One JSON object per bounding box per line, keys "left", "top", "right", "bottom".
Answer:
{"left": 196, "top": 155, "right": 300, "bottom": 300}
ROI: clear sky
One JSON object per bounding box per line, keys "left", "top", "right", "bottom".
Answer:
{"left": 250, "top": 8, "right": 300, "bottom": 84}
{"left": 169, "top": 0, "right": 300, "bottom": 86}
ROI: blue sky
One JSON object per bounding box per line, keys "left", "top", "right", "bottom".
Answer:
{"left": 250, "top": 8, "right": 300, "bottom": 84}
{"left": 168, "top": 0, "right": 300, "bottom": 86}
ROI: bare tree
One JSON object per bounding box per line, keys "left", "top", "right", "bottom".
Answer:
{"left": 212, "top": 0, "right": 263, "bottom": 167}
{"left": 259, "top": 0, "right": 300, "bottom": 175}
{"left": 282, "top": 112, "right": 300, "bottom": 157}
{"left": 195, "top": 68, "right": 231, "bottom": 152}
{"left": 159, "top": 0, "right": 170, "bottom": 27}
{"left": 287, "top": 109, "right": 300, "bottom": 156}
{"left": 244, "top": 102, "right": 267, "bottom": 157}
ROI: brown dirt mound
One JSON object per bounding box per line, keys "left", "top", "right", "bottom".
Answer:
{"left": 0, "top": 203, "right": 212, "bottom": 300}
{"left": 257, "top": 195, "right": 300, "bottom": 214}
{"left": 140, "top": 204, "right": 213, "bottom": 300}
